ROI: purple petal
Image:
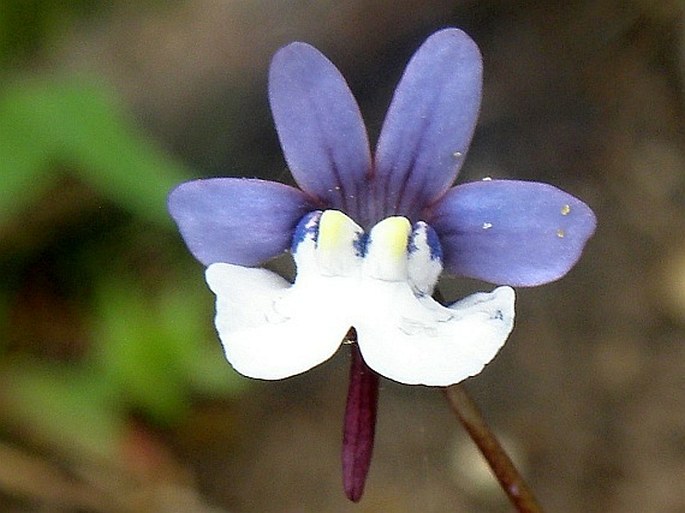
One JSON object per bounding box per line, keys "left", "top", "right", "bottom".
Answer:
{"left": 342, "top": 344, "right": 378, "bottom": 503}
{"left": 269, "top": 42, "right": 372, "bottom": 221}
{"left": 168, "top": 178, "right": 313, "bottom": 266}
{"left": 373, "top": 28, "right": 482, "bottom": 221}
{"left": 427, "top": 180, "right": 597, "bottom": 286}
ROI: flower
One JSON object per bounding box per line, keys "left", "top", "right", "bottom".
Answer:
{"left": 168, "top": 28, "right": 596, "bottom": 501}
{"left": 169, "top": 27, "right": 595, "bottom": 384}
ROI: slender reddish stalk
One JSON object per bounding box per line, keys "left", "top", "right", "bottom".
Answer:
{"left": 341, "top": 341, "right": 379, "bottom": 502}
{"left": 443, "top": 384, "right": 544, "bottom": 513}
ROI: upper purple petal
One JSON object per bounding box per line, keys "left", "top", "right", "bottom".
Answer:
{"left": 373, "top": 28, "right": 482, "bottom": 221}
{"left": 269, "top": 42, "right": 372, "bottom": 221}
{"left": 168, "top": 178, "right": 314, "bottom": 266}
{"left": 427, "top": 180, "right": 597, "bottom": 286}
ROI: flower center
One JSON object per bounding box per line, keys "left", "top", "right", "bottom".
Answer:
{"left": 291, "top": 210, "right": 443, "bottom": 297}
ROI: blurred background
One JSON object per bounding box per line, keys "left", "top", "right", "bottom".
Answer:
{"left": 1, "top": 1, "right": 684, "bottom": 512}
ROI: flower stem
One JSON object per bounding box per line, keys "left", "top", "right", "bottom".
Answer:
{"left": 443, "top": 384, "right": 544, "bottom": 513}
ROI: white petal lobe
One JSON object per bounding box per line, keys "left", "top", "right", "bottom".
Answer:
{"left": 204, "top": 210, "right": 363, "bottom": 380}
{"left": 356, "top": 286, "right": 515, "bottom": 386}
{"left": 206, "top": 263, "right": 352, "bottom": 379}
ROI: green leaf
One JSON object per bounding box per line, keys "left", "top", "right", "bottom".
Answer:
{"left": 92, "top": 280, "right": 189, "bottom": 424}
{"left": 0, "top": 82, "right": 55, "bottom": 223}
{"left": 0, "top": 77, "right": 192, "bottom": 226}
{"left": 91, "top": 275, "right": 245, "bottom": 425}
{"left": 1, "top": 359, "right": 124, "bottom": 462}
{"left": 51, "top": 80, "right": 190, "bottom": 226}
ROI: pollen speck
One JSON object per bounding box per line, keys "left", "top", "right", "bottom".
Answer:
{"left": 556, "top": 229, "right": 565, "bottom": 238}
{"left": 482, "top": 222, "right": 493, "bottom": 230}
{"left": 561, "top": 204, "right": 571, "bottom": 216}
{"left": 452, "top": 151, "right": 463, "bottom": 158}
{"left": 482, "top": 176, "right": 492, "bottom": 181}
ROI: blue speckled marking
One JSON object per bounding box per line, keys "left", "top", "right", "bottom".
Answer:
{"left": 424, "top": 223, "right": 443, "bottom": 261}
{"left": 407, "top": 222, "right": 443, "bottom": 261}
{"left": 290, "top": 211, "right": 322, "bottom": 252}
{"left": 353, "top": 231, "right": 368, "bottom": 257}
{"left": 407, "top": 230, "right": 419, "bottom": 255}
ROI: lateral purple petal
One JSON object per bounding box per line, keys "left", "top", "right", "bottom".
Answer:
{"left": 428, "top": 180, "right": 597, "bottom": 286}
{"left": 168, "top": 178, "right": 313, "bottom": 266}
{"left": 269, "top": 42, "right": 372, "bottom": 221}
{"left": 374, "top": 28, "right": 482, "bottom": 221}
